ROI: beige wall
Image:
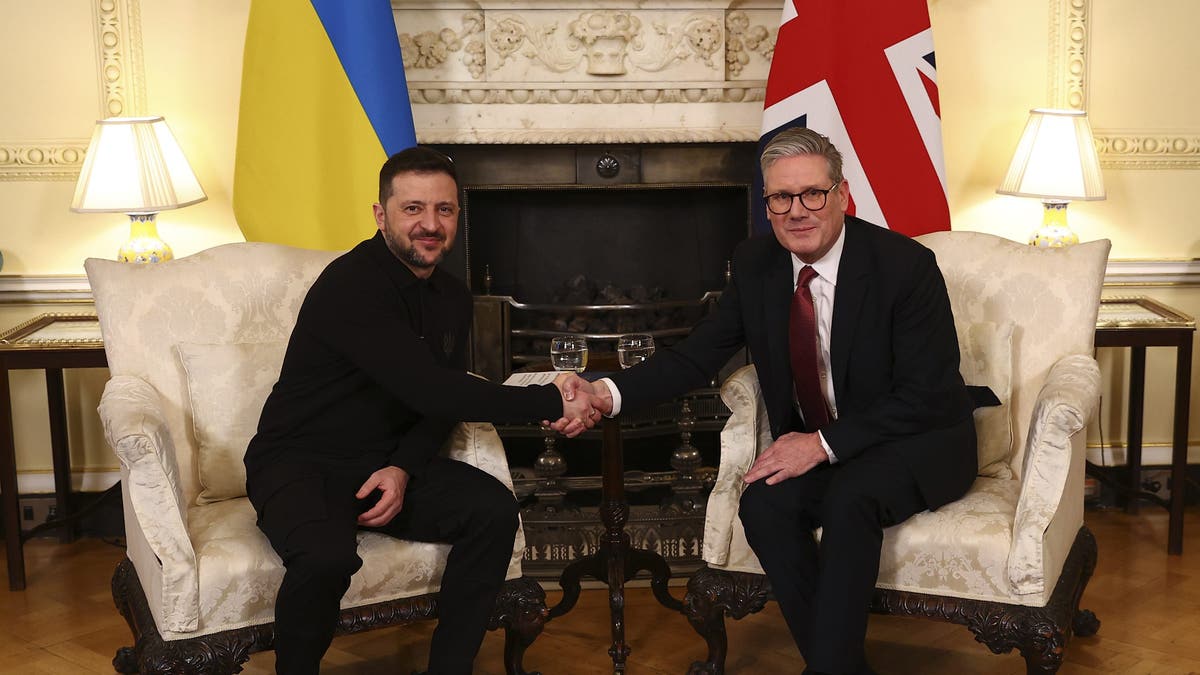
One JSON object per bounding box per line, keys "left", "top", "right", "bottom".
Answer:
{"left": 1, "top": 0, "right": 1197, "bottom": 488}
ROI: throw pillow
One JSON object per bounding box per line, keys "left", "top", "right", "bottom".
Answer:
{"left": 177, "top": 341, "right": 287, "bottom": 504}
{"left": 959, "top": 321, "right": 1015, "bottom": 479}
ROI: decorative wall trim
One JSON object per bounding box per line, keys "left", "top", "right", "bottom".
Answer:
{"left": 1050, "top": 0, "right": 1200, "bottom": 168}
{"left": 0, "top": 0, "right": 145, "bottom": 181}
{"left": 408, "top": 85, "right": 765, "bottom": 106}
{"left": 17, "top": 468, "right": 119, "bottom": 495}
{"left": 419, "top": 125, "right": 760, "bottom": 144}
{"left": 0, "top": 275, "right": 94, "bottom": 304}
{"left": 1087, "top": 445, "right": 1200, "bottom": 468}
{"left": 1104, "top": 259, "right": 1200, "bottom": 287}
{"left": 0, "top": 142, "right": 91, "bottom": 181}
{"left": 1092, "top": 133, "right": 1200, "bottom": 169}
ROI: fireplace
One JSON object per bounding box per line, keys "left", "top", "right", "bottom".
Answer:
{"left": 433, "top": 142, "right": 758, "bottom": 382}
{"left": 425, "top": 142, "right": 757, "bottom": 578}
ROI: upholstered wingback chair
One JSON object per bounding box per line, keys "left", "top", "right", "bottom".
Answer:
{"left": 684, "top": 232, "right": 1110, "bottom": 674}
{"left": 86, "top": 242, "right": 546, "bottom": 675}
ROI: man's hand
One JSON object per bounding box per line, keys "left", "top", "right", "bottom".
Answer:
{"left": 742, "top": 432, "right": 828, "bottom": 486}
{"left": 356, "top": 465, "right": 409, "bottom": 527}
{"left": 541, "top": 373, "right": 603, "bottom": 438}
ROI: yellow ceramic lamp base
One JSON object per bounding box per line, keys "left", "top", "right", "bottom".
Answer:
{"left": 119, "top": 213, "right": 174, "bottom": 264}
{"left": 1029, "top": 201, "right": 1079, "bottom": 248}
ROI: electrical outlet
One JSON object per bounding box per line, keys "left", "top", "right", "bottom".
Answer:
{"left": 19, "top": 496, "right": 56, "bottom": 533}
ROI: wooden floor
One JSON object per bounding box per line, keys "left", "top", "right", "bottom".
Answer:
{"left": 5, "top": 506, "right": 1200, "bottom": 674}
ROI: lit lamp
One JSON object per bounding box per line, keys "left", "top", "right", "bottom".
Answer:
{"left": 996, "top": 108, "right": 1105, "bottom": 247}
{"left": 71, "top": 116, "right": 207, "bottom": 263}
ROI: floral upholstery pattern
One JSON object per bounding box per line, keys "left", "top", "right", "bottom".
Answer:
{"left": 702, "top": 232, "right": 1109, "bottom": 608}
{"left": 87, "top": 243, "right": 527, "bottom": 640}
{"left": 176, "top": 341, "right": 288, "bottom": 504}
{"left": 961, "top": 321, "right": 1014, "bottom": 479}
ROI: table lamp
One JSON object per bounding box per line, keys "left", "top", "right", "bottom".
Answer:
{"left": 996, "top": 108, "right": 1105, "bottom": 247}
{"left": 70, "top": 116, "right": 207, "bottom": 263}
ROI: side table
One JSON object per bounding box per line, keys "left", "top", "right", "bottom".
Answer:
{"left": 0, "top": 312, "right": 107, "bottom": 590}
{"left": 1093, "top": 296, "right": 1195, "bottom": 555}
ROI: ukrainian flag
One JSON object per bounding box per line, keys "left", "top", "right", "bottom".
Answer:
{"left": 234, "top": 0, "right": 416, "bottom": 250}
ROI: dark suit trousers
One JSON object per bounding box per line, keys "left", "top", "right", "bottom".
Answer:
{"left": 738, "top": 419, "right": 974, "bottom": 674}
{"left": 253, "top": 456, "right": 521, "bottom": 675}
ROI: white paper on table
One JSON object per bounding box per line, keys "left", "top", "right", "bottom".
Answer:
{"left": 503, "top": 371, "right": 559, "bottom": 387}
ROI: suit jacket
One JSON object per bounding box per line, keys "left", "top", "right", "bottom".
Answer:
{"left": 610, "top": 216, "right": 976, "bottom": 508}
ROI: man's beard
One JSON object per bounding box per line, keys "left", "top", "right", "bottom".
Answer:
{"left": 382, "top": 227, "right": 448, "bottom": 270}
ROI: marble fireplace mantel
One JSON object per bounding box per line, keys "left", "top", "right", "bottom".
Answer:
{"left": 393, "top": 1, "right": 782, "bottom": 144}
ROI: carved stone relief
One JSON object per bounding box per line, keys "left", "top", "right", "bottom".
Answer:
{"left": 396, "top": 3, "right": 779, "bottom": 144}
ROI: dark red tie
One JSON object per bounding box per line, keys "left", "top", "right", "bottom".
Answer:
{"left": 789, "top": 266, "right": 830, "bottom": 431}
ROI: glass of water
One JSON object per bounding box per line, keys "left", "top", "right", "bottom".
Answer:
{"left": 617, "top": 334, "right": 655, "bottom": 369}
{"left": 550, "top": 335, "right": 589, "bottom": 373}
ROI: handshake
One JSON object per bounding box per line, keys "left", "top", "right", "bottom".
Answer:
{"left": 543, "top": 373, "right": 614, "bottom": 438}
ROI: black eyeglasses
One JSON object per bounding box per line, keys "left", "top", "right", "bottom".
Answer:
{"left": 764, "top": 183, "right": 840, "bottom": 214}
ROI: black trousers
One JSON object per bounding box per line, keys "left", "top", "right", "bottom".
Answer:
{"left": 252, "top": 456, "right": 521, "bottom": 675}
{"left": 738, "top": 420, "right": 974, "bottom": 674}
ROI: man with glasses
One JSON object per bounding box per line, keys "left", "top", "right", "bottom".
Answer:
{"left": 562, "top": 127, "right": 977, "bottom": 674}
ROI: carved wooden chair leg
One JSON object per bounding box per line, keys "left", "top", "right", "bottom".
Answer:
{"left": 682, "top": 566, "right": 773, "bottom": 675}
{"left": 492, "top": 577, "right": 549, "bottom": 675}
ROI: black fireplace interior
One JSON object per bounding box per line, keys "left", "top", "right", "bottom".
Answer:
{"left": 461, "top": 184, "right": 750, "bottom": 303}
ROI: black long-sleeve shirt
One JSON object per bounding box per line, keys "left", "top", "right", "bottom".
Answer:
{"left": 244, "top": 232, "right": 560, "bottom": 490}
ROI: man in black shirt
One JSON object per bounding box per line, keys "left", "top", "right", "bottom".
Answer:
{"left": 245, "top": 147, "right": 599, "bottom": 675}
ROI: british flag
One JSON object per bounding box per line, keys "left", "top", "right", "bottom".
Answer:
{"left": 754, "top": 0, "right": 949, "bottom": 237}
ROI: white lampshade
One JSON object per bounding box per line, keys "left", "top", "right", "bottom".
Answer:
{"left": 71, "top": 116, "right": 207, "bottom": 214}
{"left": 997, "top": 109, "right": 1105, "bottom": 247}
{"left": 71, "top": 116, "right": 206, "bottom": 263}
{"left": 997, "top": 108, "right": 1105, "bottom": 202}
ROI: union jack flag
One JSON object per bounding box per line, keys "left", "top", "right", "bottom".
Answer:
{"left": 754, "top": 0, "right": 949, "bottom": 237}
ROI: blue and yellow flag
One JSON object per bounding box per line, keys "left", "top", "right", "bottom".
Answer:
{"left": 234, "top": 0, "right": 416, "bottom": 250}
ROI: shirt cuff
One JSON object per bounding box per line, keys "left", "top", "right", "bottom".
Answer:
{"left": 598, "top": 377, "right": 622, "bottom": 417}
{"left": 818, "top": 430, "right": 837, "bottom": 464}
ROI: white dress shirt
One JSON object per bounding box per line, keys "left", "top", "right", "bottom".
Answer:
{"left": 602, "top": 224, "right": 847, "bottom": 464}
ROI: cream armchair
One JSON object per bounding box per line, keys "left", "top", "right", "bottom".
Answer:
{"left": 683, "top": 232, "right": 1110, "bottom": 674}
{"left": 86, "top": 243, "right": 546, "bottom": 675}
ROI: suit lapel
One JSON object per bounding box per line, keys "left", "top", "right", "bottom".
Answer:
{"left": 830, "top": 219, "right": 870, "bottom": 402}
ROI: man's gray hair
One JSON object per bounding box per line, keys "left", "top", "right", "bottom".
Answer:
{"left": 759, "top": 127, "right": 844, "bottom": 185}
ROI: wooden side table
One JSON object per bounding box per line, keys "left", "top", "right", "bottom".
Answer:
{"left": 1093, "top": 296, "right": 1195, "bottom": 555}
{"left": 0, "top": 312, "right": 107, "bottom": 590}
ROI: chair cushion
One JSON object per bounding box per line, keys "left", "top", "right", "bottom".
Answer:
{"left": 959, "top": 321, "right": 1014, "bottom": 479}
{"left": 179, "top": 497, "right": 455, "bottom": 639}
{"left": 876, "top": 476, "right": 1022, "bottom": 603}
{"left": 176, "top": 341, "right": 287, "bottom": 504}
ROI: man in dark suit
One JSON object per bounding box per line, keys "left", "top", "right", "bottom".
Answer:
{"left": 245, "top": 147, "right": 602, "bottom": 675}
{"left": 564, "top": 128, "right": 977, "bottom": 673}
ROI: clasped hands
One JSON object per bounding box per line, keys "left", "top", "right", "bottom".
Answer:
{"left": 542, "top": 374, "right": 613, "bottom": 438}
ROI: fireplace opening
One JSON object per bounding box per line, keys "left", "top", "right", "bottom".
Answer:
{"left": 462, "top": 183, "right": 750, "bottom": 302}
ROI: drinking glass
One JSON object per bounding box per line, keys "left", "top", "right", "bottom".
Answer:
{"left": 617, "top": 334, "right": 655, "bottom": 369}
{"left": 550, "top": 335, "right": 589, "bottom": 373}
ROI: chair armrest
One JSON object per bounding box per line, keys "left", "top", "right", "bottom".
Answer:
{"left": 1008, "top": 354, "right": 1100, "bottom": 595}
{"left": 99, "top": 375, "right": 200, "bottom": 631}
{"left": 704, "top": 365, "right": 772, "bottom": 565}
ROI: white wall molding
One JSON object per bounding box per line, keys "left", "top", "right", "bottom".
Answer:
{"left": 1104, "top": 259, "right": 1200, "bottom": 287}
{"left": 17, "top": 469, "right": 120, "bottom": 495}
{"left": 1049, "top": 0, "right": 1200, "bottom": 169}
{"left": 1088, "top": 445, "right": 1200, "bottom": 468}
{"left": 0, "top": 0, "right": 145, "bottom": 182}
{"left": 0, "top": 275, "right": 94, "bottom": 304}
